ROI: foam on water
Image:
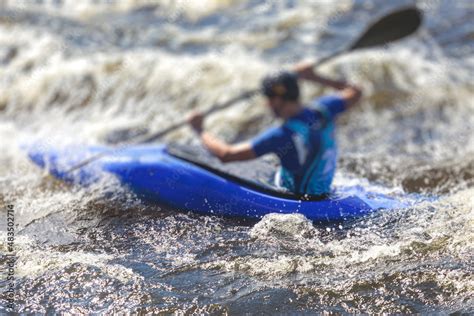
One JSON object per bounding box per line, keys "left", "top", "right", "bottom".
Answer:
{"left": 0, "top": 0, "right": 473, "bottom": 313}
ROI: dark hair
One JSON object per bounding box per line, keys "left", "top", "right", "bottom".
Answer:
{"left": 261, "top": 71, "right": 299, "bottom": 101}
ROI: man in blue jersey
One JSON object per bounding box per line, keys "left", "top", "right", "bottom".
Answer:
{"left": 187, "top": 61, "right": 362, "bottom": 196}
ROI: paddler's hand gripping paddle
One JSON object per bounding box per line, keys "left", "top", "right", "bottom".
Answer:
{"left": 61, "top": 7, "right": 422, "bottom": 175}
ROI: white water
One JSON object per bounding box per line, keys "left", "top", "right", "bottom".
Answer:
{"left": 0, "top": 0, "right": 473, "bottom": 313}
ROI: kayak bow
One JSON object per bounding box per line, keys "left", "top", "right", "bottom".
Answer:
{"left": 26, "top": 143, "right": 404, "bottom": 222}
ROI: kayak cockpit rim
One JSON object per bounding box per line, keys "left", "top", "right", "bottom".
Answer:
{"left": 166, "top": 146, "right": 329, "bottom": 202}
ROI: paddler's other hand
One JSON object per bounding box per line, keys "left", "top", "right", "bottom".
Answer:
{"left": 187, "top": 111, "right": 204, "bottom": 133}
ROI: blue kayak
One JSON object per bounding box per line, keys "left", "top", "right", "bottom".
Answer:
{"left": 26, "top": 143, "right": 404, "bottom": 222}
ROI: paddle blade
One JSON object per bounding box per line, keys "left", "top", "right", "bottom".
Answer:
{"left": 349, "top": 7, "right": 423, "bottom": 50}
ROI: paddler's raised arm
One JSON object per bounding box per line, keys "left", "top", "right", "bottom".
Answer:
{"left": 292, "top": 60, "right": 363, "bottom": 109}
{"left": 187, "top": 112, "right": 256, "bottom": 163}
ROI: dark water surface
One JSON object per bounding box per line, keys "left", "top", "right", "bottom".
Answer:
{"left": 0, "top": 0, "right": 473, "bottom": 314}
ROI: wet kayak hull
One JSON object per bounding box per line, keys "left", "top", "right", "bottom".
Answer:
{"left": 26, "top": 144, "right": 402, "bottom": 222}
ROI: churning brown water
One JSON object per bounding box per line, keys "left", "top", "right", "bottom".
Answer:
{"left": 0, "top": 0, "right": 473, "bottom": 314}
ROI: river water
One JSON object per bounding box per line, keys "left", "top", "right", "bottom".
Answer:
{"left": 0, "top": 0, "right": 473, "bottom": 314}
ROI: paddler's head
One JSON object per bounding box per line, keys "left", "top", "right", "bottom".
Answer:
{"left": 261, "top": 71, "right": 300, "bottom": 119}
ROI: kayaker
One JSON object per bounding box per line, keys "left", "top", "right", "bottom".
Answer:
{"left": 187, "top": 61, "right": 362, "bottom": 196}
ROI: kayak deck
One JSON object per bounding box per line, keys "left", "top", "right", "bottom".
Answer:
{"left": 167, "top": 144, "right": 330, "bottom": 201}
{"left": 26, "top": 143, "right": 405, "bottom": 222}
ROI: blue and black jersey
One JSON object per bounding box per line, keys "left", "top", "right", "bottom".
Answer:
{"left": 251, "top": 95, "right": 346, "bottom": 195}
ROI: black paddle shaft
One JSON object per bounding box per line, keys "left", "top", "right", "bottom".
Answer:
{"left": 61, "top": 6, "right": 422, "bottom": 175}
{"left": 61, "top": 89, "right": 261, "bottom": 174}
{"left": 144, "top": 7, "right": 422, "bottom": 144}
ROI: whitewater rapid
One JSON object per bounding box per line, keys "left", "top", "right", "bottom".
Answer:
{"left": 0, "top": 0, "right": 473, "bottom": 313}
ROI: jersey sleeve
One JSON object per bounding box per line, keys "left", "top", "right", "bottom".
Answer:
{"left": 310, "top": 95, "right": 347, "bottom": 120}
{"left": 251, "top": 126, "right": 289, "bottom": 157}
